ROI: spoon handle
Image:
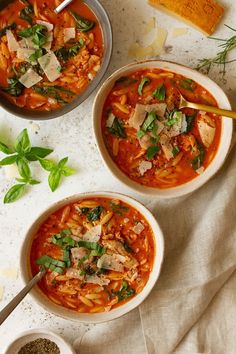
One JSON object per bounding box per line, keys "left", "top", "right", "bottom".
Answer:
{"left": 54, "top": 0, "right": 73, "bottom": 13}
{"left": 0, "top": 270, "right": 45, "bottom": 326}
{"left": 184, "top": 101, "right": 236, "bottom": 120}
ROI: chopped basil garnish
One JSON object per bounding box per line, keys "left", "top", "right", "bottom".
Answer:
{"left": 36, "top": 255, "right": 65, "bottom": 274}
{"left": 71, "top": 11, "right": 95, "bottom": 32}
{"left": 3, "top": 77, "right": 24, "bottom": 96}
{"left": 20, "top": 2, "right": 34, "bottom": 24}
{"left": 179, "top": 78, "right": 194, "bottom": 92}
{"left": 138, "top": 77, "right": 150, "bottom": 95}
{"left": 55, "top": 39, "right": 84, "bottom": 62}
{"left": 153, "top": 84, "right": 165, "bottom": 101}
{"left": 108, "top": 117, "right": 126, "bottom": 138}
{"left": 146, "top": 145, "right": 160, "bottom": 160}
{"left": 77, "top": 241, "right": 106, "bottom": 255}
{"left": 109, "top": 202, "right": 129, "bottom": 215}
{"left": 87, "top": 206, "right": 103, "bottom": 221}
{"left": 123, "top": 241, "right": 133, "bottom": 253}
{"left": 192, "top": 144, "right": 205, "bottom": 170}
{"left": 185, "top": 115, "right": 196, "bottom": 133}
{"left": 112, "top": 281, "right": 135, "bottom": 301}
{"left": 18, "top": 24, "right": 48, "bottom": 48}
{"left": 142, "top": 111, "right": 157, "bottom": 131}
{"left": 166, "top": 110, "right": 182, "bottom": 127}
{"left": 29, "top": 48, "right": 44, "bottom": 62}
{"left": 172, "top": 146, "right": 180, "bottom": 157}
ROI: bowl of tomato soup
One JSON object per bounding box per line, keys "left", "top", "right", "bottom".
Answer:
{"left": 20, "top": 192, "right": 164, "bottom": 323}
{"left": 0, "top": 0, "right": 112, "bottom": 119}
{"left": 93, "top": 60, "right": 233, "bottom": 198}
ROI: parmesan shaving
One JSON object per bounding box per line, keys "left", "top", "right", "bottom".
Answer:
{"left": 172, "top": 28, "right": 188, "bottom": 38}
{"left": 17, "top": 48, "right": 36, "bottom": 64}
{"left": 6, "top": 30, "right": 19, "bottom": 52}
{"left": 143, "top": 17, "right": 156, "bottom": 35}
{"left": 43, "top": 32, "right": 53, "bottom": 51}
{"left": 64, "top": 27, "right": 76, "bottom": 43}
{"left": 83, "top": 225, "right": 102, "bottom": 243}
{"left": 97, "top": 254, "right": 126, "bottom": 272}
{"left": 138, "top": 161, "right": 152, "bottom": 176}
{"left": 19, "top": 68, "right": 42, "bottom": 88}
{"left": 38, "top": 51, "right": 61, "bottom": 82}
{"left": 132, "top": 222, "right": 145, "bottom": 234}
{"left": 128, "top": 27, "right": 167, "bottom": 59}
{"left": 0, "top": 268, "right": 18, "bottom": 279}
{"left": 36, "top": 20, "right": 54, "bottom": 32}
{"left": 106, "top": 112, "right": 115, "bottom": 128}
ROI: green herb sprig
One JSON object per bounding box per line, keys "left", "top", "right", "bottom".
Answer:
{"left": 197, "top": 24, "right": 236, "bottom": 74}
{"left": 0, "top": 129, "right": 75, "bottom": 203}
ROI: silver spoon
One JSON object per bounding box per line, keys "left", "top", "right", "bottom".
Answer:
{"left": 54, "top": 0, "right": 73, "bottom": 14}
{"left": 0, "top": 268, "right": 45, "bottom": 326}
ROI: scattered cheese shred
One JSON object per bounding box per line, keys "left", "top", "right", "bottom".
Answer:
{"left": 0, "top": 286, "right": 4, "bottom": 301}
{"left": 19, "top": 68, "right": 42, "bottom": 88}
{"left": 172, "top": 27, "right": 188, "bottom": 37}
{"left": 64, "top": 27, "right": 76, "bottom": 43}
{"left": 0, "top": 268, "right": 18, "bottom": 279}
{"left": 17, "top": 48, "right": 36, "bottom": 63}
{"left": 36, "top": 20, "right": 54, "bottom": 32}
{"left": 143, "top": 17, "right": 156, "bottom": 35}
{"left": 128, "top": 27, "right": 167, "bottom": 59}
{"left": 38, "top": 51, "right": 61, "bottom": 82}
{"left": 6, "top": 30, "right": 19, "bottom": 52}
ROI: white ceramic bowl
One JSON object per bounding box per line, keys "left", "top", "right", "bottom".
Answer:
{"left": 20, "top": 191, "right": 164, "bottom": 323}
{"left": 93, "top": 60, "right": 233, "bottom": 198}
{"left": 4, "top": 328, "right": 75, "bottom": 354}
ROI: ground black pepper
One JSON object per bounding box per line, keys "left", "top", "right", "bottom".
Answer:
{"left": 18, "top": 337, "right": 60, "bottom": 354}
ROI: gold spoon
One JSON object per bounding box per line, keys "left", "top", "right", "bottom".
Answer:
{"left": 179, "top": 93, "right": 236, "bottom": 120}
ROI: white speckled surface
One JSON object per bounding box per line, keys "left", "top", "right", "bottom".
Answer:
{"left": 1, "top": 0, "right": 236, "bottom": 352}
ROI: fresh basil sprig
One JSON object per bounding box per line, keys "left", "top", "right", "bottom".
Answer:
{"left": 0, "top": 129, "right": 75, "bottom": 203}
{"left": 39, "top": 156, "right": 76, "bottom": 192}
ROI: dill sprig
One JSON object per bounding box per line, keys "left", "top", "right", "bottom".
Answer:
{"left": 197, "top": 24, "right": 236, "bottom": 74}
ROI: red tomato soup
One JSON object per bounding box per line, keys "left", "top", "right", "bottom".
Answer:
{"left": 0, "top": 0, "right": 103, "bottom": 110}
{"left": 101, "top": 69, "right": 222, "bottom": 189}
{"left": 30, "top": 197, "right": 155, "bottom": 313}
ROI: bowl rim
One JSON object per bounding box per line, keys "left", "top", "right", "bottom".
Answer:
{"left": 0, "top": 0, "right": 113, "bottom": 120}
{"left": 4, "top": 328, "right": 75, "bottom": 354}
{"left": 20, "top": 191, "right": 164, "bottom": 323}
{"left": 92, "top": 59, "right": 233, "bottom": 198}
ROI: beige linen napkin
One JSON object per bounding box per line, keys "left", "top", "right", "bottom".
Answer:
{"left": 79, "top": 143, "right": 236, "bottom": 354}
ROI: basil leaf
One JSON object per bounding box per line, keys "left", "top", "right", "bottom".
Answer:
{"left": 0, "top": 142, "right": 13, "bottom": 155}
{"left": 25, "top": 147, "right": 53, "bottom": 161}
{"left": 172, "top": 146, "right": 180, "bottom": 157}
{"left": 48, "top": 168, "right": 62, "bottom": 192}
{"left": 137, "top": 129, "right": 146, "bottom": 139}
{"left": 29, "top": 48, "right": 44, "bottom": 62}
{"left": 77, "top": 240, "right": 105, "bottom": 255}
{"left": 39, "top": 158, "right": 55, "bottom": 171}
{"left": 138, "top": 77, "right": 150, "bottom": 95}
{"left": 109, "top": 202, "right": 129, "bottom": 215}
{"left": 142, "top": 111, "right": 156, "bottom": 131}
{"left": 153, "top": 84, "right": 165, "bottom": 101}
{"left": 108, "top": 117, "right": 126, "bottom": 138}
{"left": 61, "top": 166, "right": 76, "bottom": 176}
{"left": 146, "top": 145, "right": 160, "bottom": 160}
{"left": 71, "top": 11, "right": 95, "bottom": 32}
{"left": 4, "top": 184, "right": 26, "bottom": 204}
{"left": 20, "top": 4, "right": 34, "bottom": 24}
{"left": 185, "top": 115, "right": 195, "bottom": 133}
{"left": 87, "top": 206, "right": 103, "bottom": 221}
{"left": 3, "top": 77, "right": 24, "bottom": 96}
{"left": 123, "top": 242, "right": 133, "bottom": 253}
{"left": 55, "top": 40, "right": 84, "bottom": 62}
{"left": 179, "top": 78, "right": 194, "bottom": 91}
{"left": 16, "top": 157, "right": 31, "bottom": 179}
{"left": 58, "top": 157, "right": 68, "bottom": 168}
{"left": 0, "top": 23, "right": 16, "bottom": 38}
{"left": 0, "top": 154, "right": 18, "bottom": 166}
{"left": 15, "top": 129, "right": 31, "bottom": 154}
{"left": 29, "top": 179, "right": 40, "bottom": 185}
{"left": 166, "top": 110, "right": 182, "bottom": 127}
{"left": 192, "top": 144, "right": 205, "bottom": 170}
{"left": 112, "top": 281, "right": 135, "bottom": 301}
